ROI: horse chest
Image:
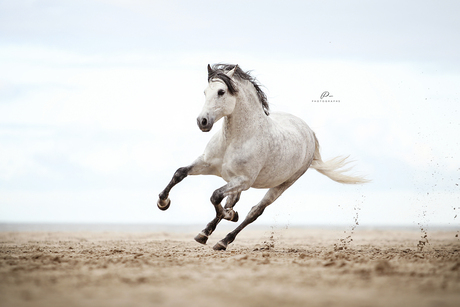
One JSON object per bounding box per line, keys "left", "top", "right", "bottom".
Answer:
{"left": 212, "top": 142, "right": 256, "bottom": 178}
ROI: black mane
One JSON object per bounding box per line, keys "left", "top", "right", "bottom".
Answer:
{"left": 207, "top": 64, "right": 269, "bottom": 116}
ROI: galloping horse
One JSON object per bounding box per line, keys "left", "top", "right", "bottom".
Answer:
{"left": 158, "top": 64, "right": 368, "bottom": 250}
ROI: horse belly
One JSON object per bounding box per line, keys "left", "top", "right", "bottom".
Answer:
{"left": 252, "top": 113, "right": 315, "bottom": 188}
{"left": 252, "top": 153, "right": 309, "bottom": 188}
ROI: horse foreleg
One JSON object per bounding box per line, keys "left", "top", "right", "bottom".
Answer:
{"left": 194, "top": 181, "right": 246, "bottom": 245}
{"left": 157, "top": 166, "right": 190, "bottom": 210}
{"left": 223, "top": 192, "right": 241, "bottom": 222}
{"left": 157, "top": 156, "right": 210, "bottom": 210}
{"left": 213, "top": 182, "right": 293, "bottom": 251}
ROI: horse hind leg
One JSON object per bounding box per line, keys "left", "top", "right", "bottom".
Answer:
{"left": 213, "top": 169, "right": 308, "bottom": 251}
{"left": 212, "top": 188, "right": 279, "bottom": 250}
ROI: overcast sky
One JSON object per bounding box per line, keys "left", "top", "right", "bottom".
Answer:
{"left": 1, "top": 0, "right": 459, "bottom": 230}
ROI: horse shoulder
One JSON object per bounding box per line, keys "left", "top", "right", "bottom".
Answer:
{"left": 217, "top": 130, "right": 267, "bottom": 185}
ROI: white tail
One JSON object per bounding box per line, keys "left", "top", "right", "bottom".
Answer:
{"left": 310, "top": 135, "right": 370, "bottom": 184}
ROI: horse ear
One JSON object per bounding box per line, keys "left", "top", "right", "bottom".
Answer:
{"left": 226, "top": 64, "right": 238, "bottom": 78}
{"left": 207, "top": 64, "right": 213, "bottom": 79}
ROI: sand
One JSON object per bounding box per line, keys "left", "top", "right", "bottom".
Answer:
{"left": 1, "top": 227, "right": 459, "bottom": 307}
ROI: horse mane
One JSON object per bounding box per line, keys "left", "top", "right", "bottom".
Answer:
{"left": 208, "top": 64, "right": 270, "bottom": 116}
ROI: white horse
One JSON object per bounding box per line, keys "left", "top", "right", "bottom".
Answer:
{"left": 158, "top": 64, "right": 368, "bottom": 250}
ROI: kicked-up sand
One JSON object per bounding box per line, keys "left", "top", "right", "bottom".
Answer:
{"left": 0, "top": 226, "right": 459, "bottom": 307}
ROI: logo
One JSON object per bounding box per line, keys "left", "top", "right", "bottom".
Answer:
{"left": 312, "top": 91, "right": 340, "bottom": 103}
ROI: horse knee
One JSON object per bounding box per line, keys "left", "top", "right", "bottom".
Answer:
{"left": 210, "top": 188, "right": 225, "bottom": 205}
{"left": 173, "top": 167, "right": 189, "bottom": 182}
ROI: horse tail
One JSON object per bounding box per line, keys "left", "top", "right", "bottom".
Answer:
{"left": 310, "top": 134, "right": 370, "bottom": 184}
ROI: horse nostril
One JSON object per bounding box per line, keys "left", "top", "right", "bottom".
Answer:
{"left": 201, "top": 118, "right": 208, "bottom": 127}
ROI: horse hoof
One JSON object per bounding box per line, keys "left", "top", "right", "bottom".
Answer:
{"left": 230, "top": 211, "right": 239, "bottom": 222}
{"left": 194, "top": 232, "right": 208, "bottom": 245}
{"left": 213, "top": 241, "right": 227, "bottom": 251}
{"left": 223, "top": 209, "right": 239, "bottom": 222}
{"left": 157, "top": 198, "right": 171, "bottom": 211}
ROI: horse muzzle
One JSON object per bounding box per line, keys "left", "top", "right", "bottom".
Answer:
{"left": 197, "top": 115, "right": 214, "bottom": 132}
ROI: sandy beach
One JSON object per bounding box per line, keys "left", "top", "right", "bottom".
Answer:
{"left": 1, "top": 226, "right": 459, "bottom": 307}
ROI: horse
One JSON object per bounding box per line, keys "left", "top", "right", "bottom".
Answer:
{"left": 157, "top": 64, "right": 369, "bottom": 251}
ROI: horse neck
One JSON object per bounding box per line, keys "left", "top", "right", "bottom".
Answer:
{"left": 223, "top": 83, "right": 267, "bottom": 141}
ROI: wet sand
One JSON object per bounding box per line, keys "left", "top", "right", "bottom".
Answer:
{"left": 1, "top": 227, "right": 459, "bottom": 307}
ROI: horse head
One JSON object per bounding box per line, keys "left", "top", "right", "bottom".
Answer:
{"left": 197, "top": 65, "right": 238, "bottom": 132}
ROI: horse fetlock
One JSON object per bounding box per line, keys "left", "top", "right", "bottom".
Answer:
{"left": 194, "top": 232, "right": 208, "bottom": 245}
{"left": 158, "top": 191, "right": 168, "bottom": 201}
{"left": 157, "top": 197, "right": 171, "bottom": 211}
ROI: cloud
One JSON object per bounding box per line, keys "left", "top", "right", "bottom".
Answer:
{"left": 1, "top": 1, "right": 459, "bottom": 67}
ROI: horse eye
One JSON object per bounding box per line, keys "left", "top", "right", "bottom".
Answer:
{"left": 218, "top": 89, "right": 225, "bottom": 96}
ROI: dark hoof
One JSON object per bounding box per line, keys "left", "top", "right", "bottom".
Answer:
{"left": 213, "top": 241, "right": 227, "bottom": 251}
{"left": 194, "top": 232, "right": 208, "bottom": 245}
{"left": 157, "top": 198, "right": 171, "bottom": 211}
{"left": 223, "top": 210, "right": 239, "bottom": 222}
{"left": 230, "top": 211, "right": 239, "bottom": 222}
